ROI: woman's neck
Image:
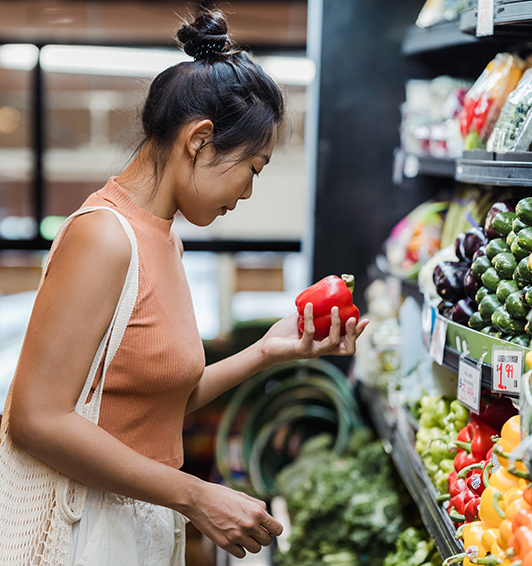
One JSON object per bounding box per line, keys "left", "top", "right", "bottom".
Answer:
{"left": 115, "top": 150, "right": 178, "bottom": 221}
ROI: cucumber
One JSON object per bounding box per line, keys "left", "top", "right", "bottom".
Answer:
{"left": 486, "top": 238, "right": 511, "bottom": 261}
{"left": 511, "top": 238, "right": 530, "bottom": 261}
{"left": 497, "top": 279, "right": 519, "bottom": 303}
{"left": 505, "top": 291, "right": 530, "bottom": 320}
{"left": 507, "top": 230, "right": 517, "bottom": 247}
{"left": 516, "top": 197, "right": 532, "bottom": 226}
{"left": 493, "top": 211, "right": 516, "bottom": 238}
{"left": 517, "top": 227, "right": 532, "bottom": 252}
{"left": 492, "top": 252, "right": 517, "bottom": 279}
{"left": 510, "top": 334, "right": 531, "bottom": 348}
{"left": 481, "top": 267, "right": 501, "bottom": 293}
{"left": 468, "top": 311, "right": 486, "bottom": 330}
{"left": 472, "top": 255, "right": 492, "bottom": 278}
{"left": 513, "top": 217, "right": 529, "bottom": 233}
{"left": 479, "top": 293, "right": 501, "bottom": 321}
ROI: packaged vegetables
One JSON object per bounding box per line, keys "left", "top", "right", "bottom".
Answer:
{"left": 459, "top": 53, "right": 526, "bottom": 150}
{"left": 488, "top": 67, "right": 532, "bottom": 153}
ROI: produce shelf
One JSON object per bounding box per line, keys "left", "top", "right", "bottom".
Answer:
{"left": 401, "top": 21, "right": 478, "bottom": 56}
{"left": 460, "top": 0, "right": 532, "bottom": 34}
{"left": 456, "top": 150, "right": 532, "bottom": 187}
{"left": 358, "top": 383, "right": 463, "bottom": 559}
{"left": 393, "top": 149, "right": 457, "bottom": 182}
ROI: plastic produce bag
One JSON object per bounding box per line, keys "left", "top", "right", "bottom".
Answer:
{"left": 487, "top": 67, "right": 532, "bottom": 153}
{"left": 459, "top": 53, "right": 526, "bottom": 149}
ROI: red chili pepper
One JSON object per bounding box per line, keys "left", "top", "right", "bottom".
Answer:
{"left": 295, "top": 274, "right": 360, "bottom": 340}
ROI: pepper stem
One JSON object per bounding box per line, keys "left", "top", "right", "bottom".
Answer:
{"left": 473, "top": 555, "right": 503, "bottom": 565}
{"left": 458, "top": 462, "right": 484, "bottom": 478}
{"left": 507, "top": 464, "right": 531, "bottom": 480}
{"left": 443, "top": 553, "right": 467, "bottom": 566}
{"left": 453, "top": 440, "right": 472, "bottom": 453}
{"left": 341, "top": 273, "right": 355, "bottom": 295}
{"left": 448, "top": 508, "right": 466, "bottom": 522}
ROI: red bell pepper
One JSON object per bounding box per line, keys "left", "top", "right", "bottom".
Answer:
{"left": 295, "top": 274, "right": 360, "bottom": 340}
{"left": 464, "top": 496, "right": 481, "bottom": 523}
{"left": 453, "top": 420, "right": 497, "bottom": 463}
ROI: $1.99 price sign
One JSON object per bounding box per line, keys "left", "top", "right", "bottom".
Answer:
{"left": 458, "top": 358, "right": 481, "bottom": 413}
{"left": 491, "top": 347, "right": 523, "bottom": 394}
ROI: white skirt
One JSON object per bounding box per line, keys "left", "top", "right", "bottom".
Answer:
{"left": 67, "top": 487, "right": 188, "bottom": 566}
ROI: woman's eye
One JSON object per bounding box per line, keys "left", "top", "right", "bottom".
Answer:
{"left": 251, "top": 166, "right": 260, "bottom": 178}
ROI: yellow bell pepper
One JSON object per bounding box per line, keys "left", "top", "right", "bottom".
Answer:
{"left": 493, "top": 415, "right": 528, "bottom": 473}
{"left": 480, "top": 486, "right": 505, "bottom": 528}
{"left": 446, "top": 521, "right": 490, "bottom": 566}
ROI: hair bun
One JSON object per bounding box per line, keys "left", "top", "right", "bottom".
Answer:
{"left": 177, "top": 9, "right": 232, "bottom": 61}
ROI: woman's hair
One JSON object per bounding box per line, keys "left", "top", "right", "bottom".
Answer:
{"left": 138, "top": 8, "right": 286, "bottom": 182}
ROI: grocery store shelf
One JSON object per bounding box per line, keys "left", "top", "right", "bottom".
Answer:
{"left": 394, "top": 149, "right": 457, "bottom": 182}
{"left": 358, "top": 383, "right": 463, "bottom": 558}
{"left": 443, "top": 345, "right": 520, "bottom": 399}
{"left": 456, "top": 150, "right": 532, "bottom": 187}
{"left": 460, "top": 0, "right": 532, "bottom": 34}
{"left": 401, "top": 21, "right": 478, "bottom": 55}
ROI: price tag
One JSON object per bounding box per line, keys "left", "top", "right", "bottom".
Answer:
{"left": 476, "top": 0, "right": 494, "bottom": 37}
{"left": 429, "top": 316, "right": 447, "bottom": 365}
{"left": 458, "top": 357, "right": 481, "bottom": 413}
{"left": 492, "top": 347, "right": 523, "bottom": 394}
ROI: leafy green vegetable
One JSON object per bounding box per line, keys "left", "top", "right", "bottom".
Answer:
{"left": 275, "top": 427, "right": 411, "bottom": 566}
{"left": 383, "top": 526, "right": 441, "bottom": 566}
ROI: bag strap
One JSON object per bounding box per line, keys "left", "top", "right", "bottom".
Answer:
{"left": 41, "top": 206, "right": 139, "bottom": 424}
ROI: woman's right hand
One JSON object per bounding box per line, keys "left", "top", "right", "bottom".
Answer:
{"left": 185, "top": 480, "right": 283, "bottom": 558}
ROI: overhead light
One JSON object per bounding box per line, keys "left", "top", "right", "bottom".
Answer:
{"left": 261, "top": 56, "right": 316, "bottom": 86}
{"left": 41, "top": 45, "right": 189, "bottom": 77}
{"left": 0, "top": 44, "right": 39, "bottom": 71}
{"left": 0, "top": 44, "right": 314, "bottom": 86}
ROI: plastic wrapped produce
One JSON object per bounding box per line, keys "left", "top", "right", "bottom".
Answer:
{"left": 459, "top": 53, "right": 526, "bottom": 150}
{"left": 487, "top": 67, "right": 532, "bottom": 153}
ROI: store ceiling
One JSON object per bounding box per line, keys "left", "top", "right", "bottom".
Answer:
{"left": 0, "top": 0, "right": 308, "bottom": 52}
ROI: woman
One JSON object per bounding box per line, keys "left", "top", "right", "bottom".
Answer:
{"left": 7, "top": 8, "right": 368, "bottom": 565}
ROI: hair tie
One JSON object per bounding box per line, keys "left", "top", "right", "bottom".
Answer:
{"left": 194, "top": 42, "right": 226, "bottom": 61}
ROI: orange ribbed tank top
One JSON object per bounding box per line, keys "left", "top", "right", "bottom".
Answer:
{"left": 60, "top": 178, "right": 205, "bottom": 469}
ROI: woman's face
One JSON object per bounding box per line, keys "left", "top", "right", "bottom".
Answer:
{"left": 176, "top": 140, "right": 274, "bottom": 227}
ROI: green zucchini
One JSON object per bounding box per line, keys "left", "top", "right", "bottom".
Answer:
{"left": 497, "top": 279, "right": 519, "bottom": 303}
{"left": 480, "top": 293, "right": 501, "bottom": 321}
{"left": 510, "top": 334, "right": 531, "bottom": 347}
{"left": 472, "top": 255, "right": 492, "bottom": 278}
{"left": 492, "top": 252, "right": 517, "bottom": 279}
{"left": 481, "top": 267, "right": 501, "bottom": 293}
{"left": 493, "top": 211, "right": 516, "bottom": 238}
{"left": 513, "top": 217, "right": 529, "bottom": 233}
{"left": 505, "top": 291, "right": 530, "bottom": 320}
{"left": 491, "top": 305, "right": 507, "bottom": 330}
{"left": 517, "top": 256, "right": 532, "bottom": 283}
{"left": 486, "top": 238, "right": 511, "bottom": 261}
{"left": 511, "top": 238, "right": 530, "bottom": 261}
{"left": 517, "top": 227, "right": 532, "bottom": 252}
{"left": 516, "top": 197, "right": 532, "bottom": 226}
{"left": 476, "top": 286, "right": 490, "bottom": 304}
{"left": 468, "top": 311, "right": 486, "bottom": 330}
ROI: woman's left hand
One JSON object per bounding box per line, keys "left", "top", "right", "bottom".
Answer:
{"left": 258, "top": 303, "right": 369, "bottom": 364}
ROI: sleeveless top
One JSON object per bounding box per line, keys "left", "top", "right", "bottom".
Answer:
{"left": 56, "top": 178, "right": 205, "bottom": 469}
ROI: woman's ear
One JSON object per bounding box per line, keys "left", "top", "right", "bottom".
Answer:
{"left": 185, "top": 119, "right": 214, "bottom": 160}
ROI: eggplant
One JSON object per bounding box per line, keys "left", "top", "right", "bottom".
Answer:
{"left": 471, "top": 246, "right": 487, "bottom": 263}
{"left": 464, "top": 267, "right": 481, "bottom": 299}
{"left": 463, "top": 226, "right": 488, "bottom": 261}
{"left": 485, "top": 202, "right": 514, "bottom": 240}
{"left": 437, "top": 299, "right": 454, "bottom": 320}
{"left": 432, "top": 261, "right": 469, "bottom": 303}
{"left": 451, "top": 297, "right": 477, "bottom": 326}
{"left": 455, "top": 232, "right": 467, "bottom": 262}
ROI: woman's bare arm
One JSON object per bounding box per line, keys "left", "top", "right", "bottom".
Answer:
{"left": 8, "top": 210, "right": 280, "bottom": 558}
